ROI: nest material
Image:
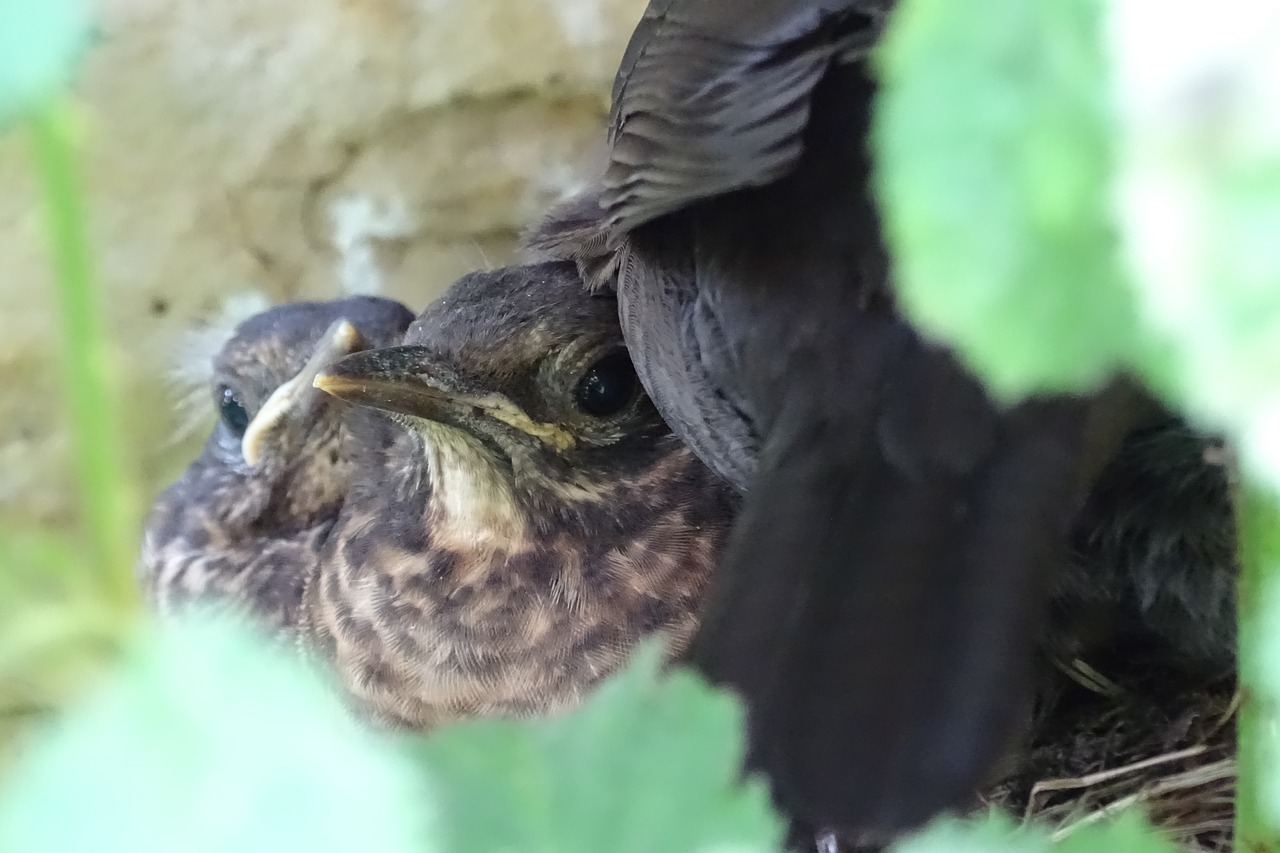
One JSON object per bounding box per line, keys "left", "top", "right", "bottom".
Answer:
{"left": 986, "top": 661, "right": 1237, "bottom": 851}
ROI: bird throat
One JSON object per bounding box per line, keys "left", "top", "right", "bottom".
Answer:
{"left": 414, "top": 421, "right": 530, "bottom": 551}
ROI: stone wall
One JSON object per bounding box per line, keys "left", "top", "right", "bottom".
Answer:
{"left": 0, "top": 0, "right": 644, "bottom": 532}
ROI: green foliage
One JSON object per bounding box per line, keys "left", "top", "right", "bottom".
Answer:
{"left": 32, "top": 105, "right": 144, "bottom": 603}
{"left": 0, "top": 615, "right": 434, "bottom": 853}
{"left": 0, "top": 0, "right": 140, "bottom": 771}
{"left": 874, "top": 0, "right": 1280, "bottom": 480}
{"left": 1235, "top": 484, "right": 1280, "bottom": 848}
{"left": 0, "top": 0, "right": 93, "bottom": 129}
{"left": 0, "top": 528, "right": 133, "bottom": 764}
{"left": 1054, "top": 810, "right": 1176, "bottom": 853}
{"left": 412, "top": 641, "right": 784, "bottom": 853}
{"left": 876, "top": 0, "right": 1280, "bottom": 849}
{"left": 873, "top": 0, "right": 1142, "bottom": 401}
{"left": 894, "top": 810, "right": 1174, "bottom": 853}
{"left": 1107, "top": 2, "right": 1280, "bottom": 490}
{"left": 0, "top": 628, "right": 781, "bottom": 853}
{"left": 892, "top": 813, "right": 1046, "bottom": 853}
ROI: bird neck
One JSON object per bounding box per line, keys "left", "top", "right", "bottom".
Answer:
{"left": 418, "top": 428, "right": 531, "bottom": 551}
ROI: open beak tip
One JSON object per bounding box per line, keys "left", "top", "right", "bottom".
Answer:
{"left": 331, "top": 319, "right": 362, "bottom": 352}
{"left": 311, "top": 370, "right": 347, "bottom": 396}
{"left": 311, "top": 366, "right": 378, "bottom": 402}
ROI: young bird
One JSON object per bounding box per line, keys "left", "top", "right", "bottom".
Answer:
{"left": 307, "top": 261, "right": 740, "bottom": 729}
{"left": 139, "top": 297, "right": 414, "bottom": 634}
{"left": 1055, "top": 421, "right": 1238, "bottom": 676}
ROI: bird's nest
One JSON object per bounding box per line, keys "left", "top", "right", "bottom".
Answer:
{"left": 986, "top": 661, "right": 1237, "bottom": 851}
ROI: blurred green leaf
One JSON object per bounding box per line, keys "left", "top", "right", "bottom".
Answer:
{"left": 0, "top": 614, "right": 434, "bottom": 853}
{"left": 893, "top": 813, "right": 1050, "bottom": 853}
{"left": 1056, "top": 810, "right": 1175, "bottom": 853}
{"left": 1235, "top": 483, "right": 1280, "bottom": 848}
{"left": 0, "top": 0, "right": 93, "bottom": 129}
{"left": 0, "top": 528, "right": 133, "bottom": 763}
{"left": 412, "top": 640, "right": 784, "bottom": 853}
{"left": 873, "top": 0, "right": 1141, "bottom": 401}
{"left": 894, "top": 809, "right": 1173, "bottom": 853}
{"left": 1109, "top": 1, "right": 1280, "bottom": 488}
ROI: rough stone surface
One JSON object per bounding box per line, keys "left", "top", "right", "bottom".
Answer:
{"left": 0, "top": 0, "right": 644, "bottom": 536}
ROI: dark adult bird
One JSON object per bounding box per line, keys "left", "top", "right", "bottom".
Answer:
{"left": 138, "top": 296, "right": 414, "bottom": 635}
{"left": 308, "top": 260, "right": 740, "bottom": 729}
{"left": 525, "top": 0, "right": 1165, "bottom": 841}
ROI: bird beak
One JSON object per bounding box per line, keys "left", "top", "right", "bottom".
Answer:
{"left": 313, "top": 346, "right": 576, "bottom": 452}
{"left": 241, "top": 319, "right": 367, "bottom": 467}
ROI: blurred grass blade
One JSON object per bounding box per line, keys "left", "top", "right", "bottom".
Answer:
{"left": 29, "top": 102, "right": 141, "bottom": 606}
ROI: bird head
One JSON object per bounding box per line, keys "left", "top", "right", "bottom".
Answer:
{"left": 304, "top": 263, "right": 740, "bottom": 728}
{"left": 313, "top": 262, "right": 678, "bottom": 528}
{"left": 195, "top": 296, "right": 414, "bottom": 529}
{"left": 138, "top": 296, "right": 414, "bottom": 624}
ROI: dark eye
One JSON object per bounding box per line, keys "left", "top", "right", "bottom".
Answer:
{"left": 574, "top": 351, "right": 640, "bottom": 418}
{"left": 218, "top": 386, "right": 251, "bottom": 435}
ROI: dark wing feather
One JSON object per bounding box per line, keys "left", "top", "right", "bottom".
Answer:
{"left": 688, "top": 320, "right": 1110, "bottom": 834}
{"left": 604, "top": 0, "right": 883, "bottom": 234}
{"left": 521, "top": 189, "right": 621, "bottom": 292}
{"left": 525, "top": 1, "right": 887, "bottom": 283}
{"left": 618, "top": 227, "right": 761, "bottom": 491}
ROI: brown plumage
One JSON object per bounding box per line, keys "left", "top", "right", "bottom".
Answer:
{"left": 138, "top": 297, "right": 414, "bottom": 634}
{"left": 307, "top": 261, "right": 740, "bottom": 729}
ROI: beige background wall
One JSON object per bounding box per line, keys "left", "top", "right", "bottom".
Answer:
{"left": 0, "top": 0, "right": 645, "bottom": 533}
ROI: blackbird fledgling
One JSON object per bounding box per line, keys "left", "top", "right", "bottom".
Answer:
{"left": 308, "top": 260, "right": 740, "bottom": 728}
{"left": 1053, "top": 422, "right": 1238, "bottom": 678}
{"left": 139, "top": 297, "right": 414, "bottom": 634}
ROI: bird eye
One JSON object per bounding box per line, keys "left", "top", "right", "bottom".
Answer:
{"left": 218, "top": 386, "right": 251, "bottom": 435}
{"left": 574, "top": 351, "right": 640, "bottom": 418}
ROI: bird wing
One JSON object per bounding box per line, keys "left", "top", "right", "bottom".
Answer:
{"left": 686, "top": 310, "right": 1135, "bottom": 834}
{"left": 604, "top": 0, "right": 884, "bottom": 235}
{"left": 617, "top": 228, "right": 763, "bottom": 491}
{"left": 595, "top": 7, "right": 1153, "bottom": 836}
{"left": 521, "top": 188, "right": 623, "bottom": 293}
